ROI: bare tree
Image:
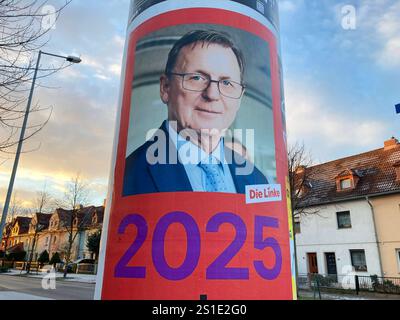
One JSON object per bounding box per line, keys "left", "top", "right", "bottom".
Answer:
{"left": 288, "top": 142, "right": 322, "bottom": 218}
{"left": 8, "top": 192, "right": 21, "bottom": 221}
{"left": 26, "top": 186, "right": 52, "bottom": 273}
{"left": 55, "top": 174, "right": 91, "bottom": 278}
{"left": 0, "top": 0, "right": 72, "bottom": 154}
{"left": 288, "top": 142, "right": 323, "bottom": 291}
{"left": 0, "top": 192, "right": 21, "bottom": 255}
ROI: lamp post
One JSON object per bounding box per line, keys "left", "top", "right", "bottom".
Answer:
{"left": 0, "top": 50, "right": 81, "bottom": 243}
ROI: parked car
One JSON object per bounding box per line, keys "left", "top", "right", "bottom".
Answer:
{"left": 67, "top": 258, "right": 95, "bottom": 273}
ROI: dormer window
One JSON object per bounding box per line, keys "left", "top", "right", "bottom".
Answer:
{"left": 394, "top": 161, "right": 400, "bottom": 182}
{"left": 340, "top": 178, "right": 352, "bottom": 189}
{"left": 335, "top": 169, "right": 360, "bottom": 192}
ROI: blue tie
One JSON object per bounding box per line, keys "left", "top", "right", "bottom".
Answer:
{"left": 198, "top": 160, "right": 228, "bottom": 192}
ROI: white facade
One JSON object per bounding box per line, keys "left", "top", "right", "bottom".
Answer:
{"left": 295, "top": 198, "right": 382, "bottom": 277}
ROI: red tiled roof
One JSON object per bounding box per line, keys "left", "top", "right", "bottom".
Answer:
{"left": 297, "top": 143, "right": 400, "bottom": 207}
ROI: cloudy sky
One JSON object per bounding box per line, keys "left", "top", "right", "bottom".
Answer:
{"left": 0, "top": 0, "right": 399, "bottom": 210}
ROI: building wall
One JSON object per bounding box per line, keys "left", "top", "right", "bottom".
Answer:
{"left": 296, "top": 199, "right": 382, "bottom": 277}
{"left": 2, "top": 222, "right": 102, "bottom": 263}
{"left": 370, "top": 194, "right": 400, "bottom": 277}
{"left": 77, "top": 231, "right": 91, "bottom": 259}
{"left": 36, "top": 233, "right": 51, "bottom": 256}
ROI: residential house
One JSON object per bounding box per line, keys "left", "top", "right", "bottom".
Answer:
{"left": 0, "top": 222, "right": 13, "bottom": 252}
{"left": 367, "top": 138, "right": 400, "bottom": 277}
{"left": 7, "top": 217, "right": 32, "bottom": 253}
{"left": 26, "top": 212, "right": 52, "bottom": 261}
{"left": 295, "top": 138, "right": 400, "bottom": 279}
{"left": 44, "top": 206, "right": 104, "bottom": 261}
{"left": 1, "top": 205, "right": 104, "bottom": 263}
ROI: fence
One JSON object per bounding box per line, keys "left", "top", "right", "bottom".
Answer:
{"left": 298, "top": 273, "right": 400, "bottom": 295}
{"left": 358, "top": 275, "right": 400, "bottom": 294}
{"left": 0, "top": 260, "right": 14, "bottom": 269}
{"left": 0, "top": 260, "right": 97, "bottom": 275}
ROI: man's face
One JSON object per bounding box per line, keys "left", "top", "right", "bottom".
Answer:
{"left": 160, "top": 43, "right": 243, "bottom": 135}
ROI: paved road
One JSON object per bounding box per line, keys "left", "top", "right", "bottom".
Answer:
{"left": 0, "top": 274, "right": 95, "bottom": 300}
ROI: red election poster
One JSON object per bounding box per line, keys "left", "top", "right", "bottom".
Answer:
{"left": 95, "top": 0, "right": 296, "bottom": 300}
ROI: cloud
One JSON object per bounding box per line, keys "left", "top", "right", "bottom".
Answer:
{"left": 279, "top": 0, "right": 303, "bottom": 12}
{"left": 0, "top": 1, "right": 129, "bottom": 210}
{"left": 94, "top": 73, "right": 112, "bottom": 81}
{"left": 355, "top": 0, "right": 400, "bottom": 68}
{"left": 113, "top": 35, "right": 125, "bottom": 50}
{"left": 284, "top": 78, "right": 388, "bottom": 162}
{"left": 109, "top": 64, "right": 122, "bottom": 76}
{"left": 374, "top": 2, "right": 400, "bottom": 67}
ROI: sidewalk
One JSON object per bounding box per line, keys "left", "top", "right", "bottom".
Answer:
{"left": 0, "top": 290, "right": 53, "bottom": 300}
{"left": 299, "top": 289, "right": 400, "bottom": 300}
{"left": 0, "top": 269, "right": 97, "bottom": 283}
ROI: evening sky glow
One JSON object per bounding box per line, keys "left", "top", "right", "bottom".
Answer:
{"left": 0, "top": 0, "right": 399, "bottom": 210}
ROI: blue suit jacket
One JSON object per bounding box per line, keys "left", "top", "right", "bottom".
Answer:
{"left": 122, "top": 122, "right": 268, "bottom": 196}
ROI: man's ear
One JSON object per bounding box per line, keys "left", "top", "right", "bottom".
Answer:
{"left": 160, "top": 74, "right": 170, "bottom": 104}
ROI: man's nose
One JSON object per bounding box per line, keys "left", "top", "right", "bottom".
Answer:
{"left": 202, "top": 80, "right": 220, "bottom": 100}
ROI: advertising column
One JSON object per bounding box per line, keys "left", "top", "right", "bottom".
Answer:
{"left": 95, "top": 0, "right": 296, "bottom": 300}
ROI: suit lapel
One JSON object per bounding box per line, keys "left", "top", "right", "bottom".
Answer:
{"left": 226, "top": 146, "right": 252, "bottom": 194}
{"left": 228, "top": 162, "right": 250, "bottom": 194}
{"left": 148, "top": 163, "right": 192, "bottom": 193}
{"left": 148, "top": 121, "right": 193, "bottom": 193}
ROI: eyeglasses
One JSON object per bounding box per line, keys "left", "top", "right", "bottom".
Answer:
{"left": 168, "top": 72, "right": 245, "bottom": 99}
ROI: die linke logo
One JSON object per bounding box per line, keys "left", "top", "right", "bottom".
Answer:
{"left": 245, "top": 184, "right": 282, "bottom": 204}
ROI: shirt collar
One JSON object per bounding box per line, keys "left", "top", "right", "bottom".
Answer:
{"left": 167, "top": 121, "right": 226, "bottom": 167}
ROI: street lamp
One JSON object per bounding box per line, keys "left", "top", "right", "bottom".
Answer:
{"left": 0, "top": 50, "right": 82, "bottom": 242}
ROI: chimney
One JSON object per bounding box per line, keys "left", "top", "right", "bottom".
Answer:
{"left": 103, "top": 198, "right": 107, "bottom": 208}
{"left": 295, "top": 165, "right": 306, "bottom": 174}
{"left": 384, "top": 137, "right": 399, "bottom": 151}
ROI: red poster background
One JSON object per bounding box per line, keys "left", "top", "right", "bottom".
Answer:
{"left": 100, "top": 8, "right": 293, "bottom": 300}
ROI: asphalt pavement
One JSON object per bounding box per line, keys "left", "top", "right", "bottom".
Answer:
{"left": 0, "top": 274, "right": 95, "bottom": 300}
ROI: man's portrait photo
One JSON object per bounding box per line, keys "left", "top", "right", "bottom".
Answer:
{"left": 123, "top": 26, "right": 276, "bottom": 196}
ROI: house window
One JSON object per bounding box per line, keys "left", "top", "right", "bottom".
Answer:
{"left": 45, "top": 237, "right": 49, "bottom": 246}
{"left": 396, "top": 249, "right": 400, "bottom": 273}
{"left": 350, "top": 250, "right": 367, "bottom": 272}
{"left": 53, "top": 236, "right": 57, "bottom": 244}
{"left": 340, "top": 178, "right": 352, "bottom": 189}
{"left": 294, "top": 221, "right": 301, "bottom": 234}
{"left": 337, "top": 211, "right": 352, "bottom": 229}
